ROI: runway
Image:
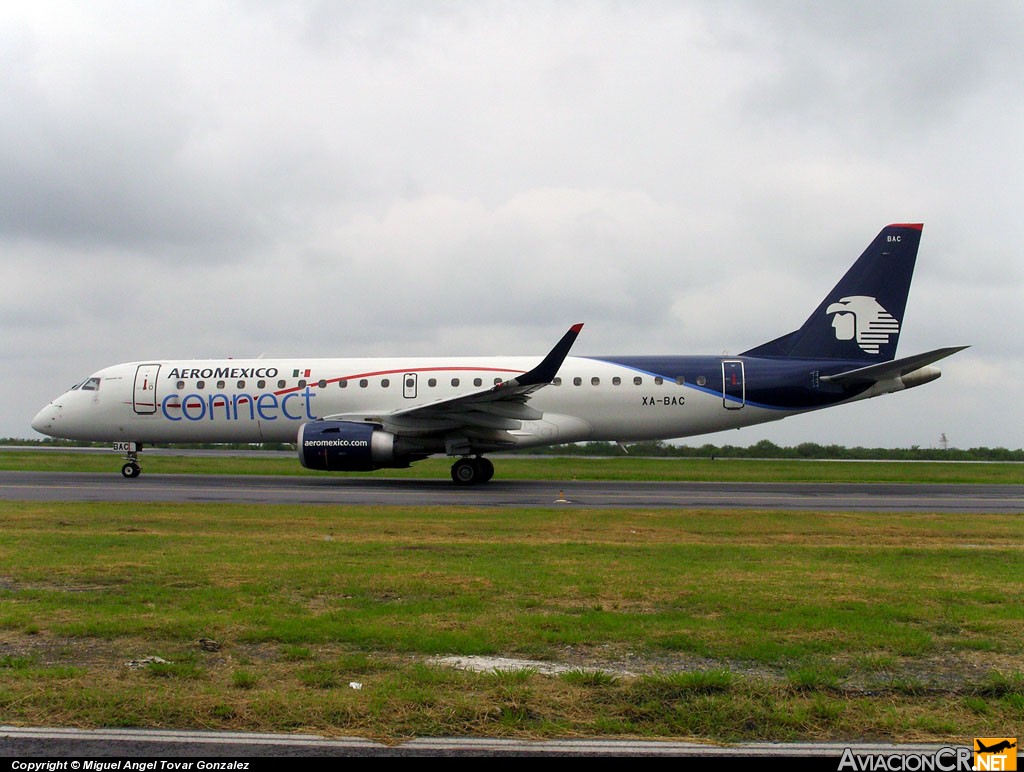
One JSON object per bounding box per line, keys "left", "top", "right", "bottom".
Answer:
{"left": 1, "top": 470, "right": 1020, "bottom": 512}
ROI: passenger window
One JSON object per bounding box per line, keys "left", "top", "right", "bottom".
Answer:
{"left": 494, "top": 378, "right": 502, "bottom": 385}
{"left": 216, "top": 380, "right": 226, "bottom": 389}
{"left": 257, "top": 380, "right": 266, "bottom": 389}
{"left": 451, "top": 378, "right": 460, "bottom": 387}
{"left": 612, "top": 377, "right": 621, "bottom": 386}
{"left": 277, "top": 380, "right": 286, "bottom": 389}
{"left": 339, "top": 379, "right": 347, "bottom": 388}
{"left": 197, "top": 381, "right": 206, "bottom": 390}
{"left": 237, "top": 380, "right": 245, "bottom": 389}
{"left": 359, "top": 379, "right": 368, "bottom": 388}
{"left": 591, "top": 377, "right": 600, "bottom": 386}
{"left": 428, "top": 378, "right": 437, "bottom": 387}
{"left": 573, "top": 377, "right": 582, "bottom": 386}
{"left": 676, "top": 376, "right": 686, "bottom": 385}
{"left": 298, "top": 380, "right": 307, "bottom": 388}
{"left": 633, "top": 376, "right": 642, "bottom": 386}
{"left": 473, "top": 378, "right": 482, "bottom": 387}
{"left": 697, "top": 376, "right": 707, "bottom": 386}
{"left": 654, "top": 377, "right": 663, "bottom": 385}
{"left": 177, "top": 381, "right": 185, "bottom": 390}
{"left": 552, "top": 377, "right": 562, "bottom": 386}
{"left": 381, "top": 378, "right": 390, "bottom": 388}
{"left": 318, "top": 379, "right": 327, "bottom": 389}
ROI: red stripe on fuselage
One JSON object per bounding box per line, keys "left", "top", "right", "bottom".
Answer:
{"left": 161, "top": 365, "right": 527, "bottom": 407}
{"left": 272, "top": 365, "right": 523, "bottom": 395}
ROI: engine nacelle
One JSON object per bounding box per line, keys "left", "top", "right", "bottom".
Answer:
{"left": 298, "top": 420, "right": 399, "bottom": 471}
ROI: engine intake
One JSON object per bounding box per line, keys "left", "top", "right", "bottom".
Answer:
{"left": 298, "top": 421, "right": 399, "bottom": 471}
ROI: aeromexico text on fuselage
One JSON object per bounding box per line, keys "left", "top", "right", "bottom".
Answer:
{"left": 156, "top": 355, "right": 876, "bottom": 427}
{"left": 167, "top": 367, "right": 282, "bottom": 380}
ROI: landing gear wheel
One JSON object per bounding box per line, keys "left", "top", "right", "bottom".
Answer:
{"left": 451, "top": 458, "right": 479, "bottom": 485}
{"left": 451, "top": 457, "right": 494, "bottom": 485}
{"left": 477, "top": 457, "right": 494, "bottom": 483}
{"left": 121, "top": 462, "right": 141, "bottom": 479}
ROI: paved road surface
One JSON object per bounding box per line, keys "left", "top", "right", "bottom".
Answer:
{"left": 0, "top": 470, "right": 1020, "bottom": 512}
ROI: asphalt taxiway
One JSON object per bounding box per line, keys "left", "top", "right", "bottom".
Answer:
{"left": 0, "top": 470, "right": 1020, "bottom": 512}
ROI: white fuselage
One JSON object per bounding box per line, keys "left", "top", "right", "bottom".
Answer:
{"left": 32, "top": 354, "right": 821, "bottom": 450}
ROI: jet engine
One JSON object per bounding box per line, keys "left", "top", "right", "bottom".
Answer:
{"left": 297, "top": 421, "right": 401, "bottom": 471}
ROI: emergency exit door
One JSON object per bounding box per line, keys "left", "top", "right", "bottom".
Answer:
{"left": 403, "top": 373, "right": 418, "bottom": 399}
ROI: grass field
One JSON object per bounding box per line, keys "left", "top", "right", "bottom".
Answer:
{"left": 1, "top": 499, "right": 1022, "bottom": 741}
{"left": 2, "top": 449, "right": 1022, "bottom": 483}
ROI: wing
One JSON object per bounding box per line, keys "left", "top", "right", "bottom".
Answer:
{"left": 322, "top": 324, "right": 584, "bottom": 453}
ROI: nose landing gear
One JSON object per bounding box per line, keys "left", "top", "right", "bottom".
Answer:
{"left": 118, "top": 442, "right": 142, "bottom": 478}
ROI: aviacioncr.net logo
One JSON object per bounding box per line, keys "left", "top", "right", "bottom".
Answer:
{"left": 974, "top": 738, "right": 1017, "bottom": 771}
{"left": 826, "top": 295, "right": 900, "bottom": 354}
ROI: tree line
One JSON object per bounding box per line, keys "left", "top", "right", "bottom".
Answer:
{"left": 519, "top": 439, "right": 1024, "bottom": 461}
{"left": 4, "top": 436, "right": 1021, "bottom": 461}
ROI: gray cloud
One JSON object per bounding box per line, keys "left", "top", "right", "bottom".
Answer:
{"left": 3, "top": 1, "right": 1020, "bottom": 449}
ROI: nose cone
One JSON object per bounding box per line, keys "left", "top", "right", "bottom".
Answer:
{"left": 32, "top": 402, "right": 59, "bottom": 436}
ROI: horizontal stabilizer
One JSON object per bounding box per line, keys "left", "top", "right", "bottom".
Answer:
{"left": 820, "top": 346, "right": 968, "bottom": 385}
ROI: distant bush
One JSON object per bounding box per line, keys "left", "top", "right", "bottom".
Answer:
{"left": 511, "top": 439, "right": 1023, "bottom": 462}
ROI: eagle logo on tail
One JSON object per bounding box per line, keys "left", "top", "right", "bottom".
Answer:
{"left": 826, "top": 295, "right": 900, "bottom": 354}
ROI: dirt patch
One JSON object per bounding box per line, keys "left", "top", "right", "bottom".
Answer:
{"left": 0, "top": 633, "right": 1018, "bottom": 694}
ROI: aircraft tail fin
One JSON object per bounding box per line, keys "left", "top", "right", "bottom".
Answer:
{"left": 742, "top": 224, "right": 923, "bottom": 362}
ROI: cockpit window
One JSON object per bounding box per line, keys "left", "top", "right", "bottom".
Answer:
{"left": 73, "top": 377, "right": 101, "bottom": 391}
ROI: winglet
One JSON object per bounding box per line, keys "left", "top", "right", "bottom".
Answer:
{"left": 509, "top": 323, "right": 583, "bottom": 388}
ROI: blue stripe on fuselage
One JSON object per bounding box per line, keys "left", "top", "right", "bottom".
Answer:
{"left": 581, "top": 356, "right": 872, "bottom": 411}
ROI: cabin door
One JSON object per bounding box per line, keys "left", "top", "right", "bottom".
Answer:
{"left": 133, "top": 364, "right": 161, "bottom": 414}
{"left": 722, "top": 360, "right": 745, "bottom": 409}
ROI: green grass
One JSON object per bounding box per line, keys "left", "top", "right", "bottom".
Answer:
{"left": 2, "top": 449, "right": 1021, "bottom": 483}
{"left": 0, "top": 500, "right": 1022, "bottom": 740}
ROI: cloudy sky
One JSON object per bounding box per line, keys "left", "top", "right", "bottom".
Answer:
{"left": 3, "top": 1, "right": 1021, "bottom": 449}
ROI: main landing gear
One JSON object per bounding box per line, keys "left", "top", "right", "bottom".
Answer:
{"left": 120, "top": 444, "right": 142, "bottom": 478}
{"left": 451, "top": 456, "right": 494, "bottom": 486}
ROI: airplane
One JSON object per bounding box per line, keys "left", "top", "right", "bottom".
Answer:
{"left": 975, "top": 740, "right": 1016, "bottom": 754}
{"left": 32, "top": 223, "right": 966, "bottom": 485}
